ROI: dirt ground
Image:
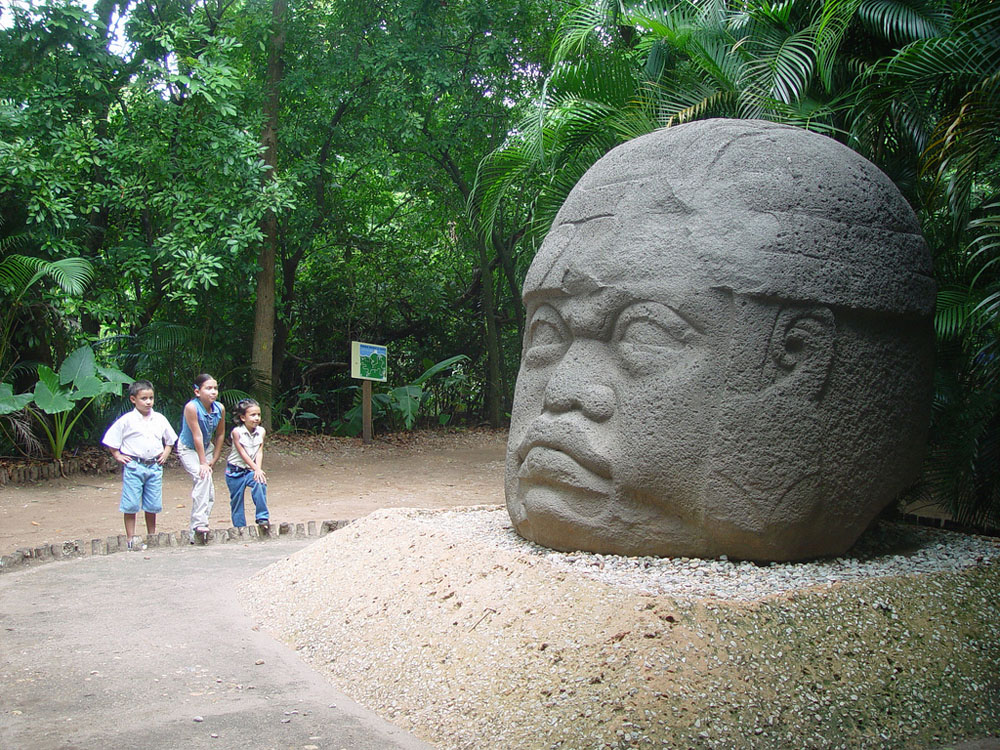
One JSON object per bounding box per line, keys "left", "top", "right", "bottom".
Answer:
{"left": 0, "top": 428, "right": 507, "bottom": 554}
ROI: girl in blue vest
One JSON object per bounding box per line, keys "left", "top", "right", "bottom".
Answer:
{"left": 177, "top": 374, "right": 226, "bottom": 536}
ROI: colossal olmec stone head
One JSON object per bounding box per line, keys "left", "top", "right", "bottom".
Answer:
{"left": 505, "top": 118, "right": 935, "bottom": 562}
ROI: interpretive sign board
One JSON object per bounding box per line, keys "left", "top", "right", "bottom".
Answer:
{"left": 351, "top": 341, "right": 387, "bottom": 382}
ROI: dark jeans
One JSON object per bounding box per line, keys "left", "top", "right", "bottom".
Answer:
{"left": 224, "top": 464, "right": 269, "bottom": 527}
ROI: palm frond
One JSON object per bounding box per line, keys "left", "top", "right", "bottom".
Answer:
{"left": 552, "top": 0, "right": 625, "bottom": 60}
{"left": 923, "top": 71, "right": 1000, "bottom": 220}
{"left": 814, "top": 0, "right": 862, "bottom": 92}
{"left": 134, "top": 322, "right": 203, "bottom": 353}
{"left": 739, "top": 26, "right": 817, "bottom": 105}
{"left": 547, "top": 56, "right": 640, "bottom": 108}
{"left": 39, "top": 257, "right": 94, "bottom": 296}
{"left": 954, "top": 2, "right": 1000, "bottom": 70}
{"left": 934, "top": 288, "right": 976, "bottom": 339}
{"left": 471, "top": 139, "right": 544, "bottom": 244}
{"left": 0, "top": 230, "right": 30, "bottom": 255}
{"left": 857, "top": 0, "right": 950, "bottom": 43}
{"left": 0, "top": 254, "right": 93, "bottom": 299}
{"left": 529, "top": 149, "right": 606, "bottom": 240}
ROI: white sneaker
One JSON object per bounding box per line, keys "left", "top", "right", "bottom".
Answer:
{"left": 128, "top": 535, "right": 147, "bottom": 551}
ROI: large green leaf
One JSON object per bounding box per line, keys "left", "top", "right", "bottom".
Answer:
{"left": 71, "top": 374, "right": 104, "bottom": 399}
{"left": 59, "top": 346, "right": 97, "bottom": 386}
{"left": 389, "top": 385, "right": 423, "bottom": 429}
{"left": 97, "top": 365, "right": 134, "bottom": 386}
{"left": 36, "top": 365, "right": 61, "bottom": 394}
{"left": 33, "top": 379, "right": 74, "bottom": 414}
{"left": 0, "top": 383, "right": 32, "bottom": 416}
{"left": 412, "top": 354, "right": 470, "bottom": 386}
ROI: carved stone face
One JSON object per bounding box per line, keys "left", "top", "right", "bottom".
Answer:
{"left": 505, "top": 119, "right": 936, "bottom": 562}
{"left": 507, "top": 216, "right": 731, "bottom": 557}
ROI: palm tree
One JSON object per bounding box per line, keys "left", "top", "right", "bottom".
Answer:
{"left": 0, "top": 250, "right": 93, "bottom": 455}
{"left": 855, "top": 1, "right": 1000, "bottom": 528}
{"left": 472, "top": 0, "right": 945, "bottom": 245}
{"left": 0, "top": 253, "right": 94, "bottom": 380}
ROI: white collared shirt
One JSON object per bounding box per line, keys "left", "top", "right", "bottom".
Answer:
{"left": 102, "top": 409, "right": 178, "bottom": 460}
{"left": 227, "top": 424, "right": 264, "bottom": 469}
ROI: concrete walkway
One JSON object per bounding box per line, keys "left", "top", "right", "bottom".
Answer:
{"left": 0, "top": 539, "right": 434, "bottom": 750}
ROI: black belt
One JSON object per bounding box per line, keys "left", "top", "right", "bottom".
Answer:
{"left": 125, "top": 455, "right": 159, "bottom": 466}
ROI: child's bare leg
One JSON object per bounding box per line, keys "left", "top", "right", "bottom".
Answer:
{"left": 124, "top": 513, "right": 137, "bottom": 538}
{"left": 144, "top": 512, "right": 157, "bottom": 535}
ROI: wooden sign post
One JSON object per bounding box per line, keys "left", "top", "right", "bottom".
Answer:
{"left": 362, "top": 379, "right": 372, "bottom": 443}
{"left": 350, "top": 341, "right": 387, "bottom": 445}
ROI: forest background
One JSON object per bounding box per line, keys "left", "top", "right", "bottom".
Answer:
{"left": 0, "top": 0, "right": 997, "bottom": 529}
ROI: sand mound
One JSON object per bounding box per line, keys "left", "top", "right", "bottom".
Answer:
{"left": 241, "top": 507, "right": 1000, "bottom": 750}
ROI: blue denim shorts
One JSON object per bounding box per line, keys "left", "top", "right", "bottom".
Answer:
{"left": 119, "top": 460, "right": 163, "bottom": 514}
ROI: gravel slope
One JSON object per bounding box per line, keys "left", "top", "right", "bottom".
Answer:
{"left": 242, "top": 506, "right": 1000, "bottom": 750}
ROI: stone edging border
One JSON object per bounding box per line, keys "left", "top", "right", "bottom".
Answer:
{"left": 0, "top": 519, "right": 354, "bottom": 575}
{"left": 0, "top": 456, "right": 115, "bottom": 486}
{"left": 3, "top": 512, "right": 995, "bottom": 577}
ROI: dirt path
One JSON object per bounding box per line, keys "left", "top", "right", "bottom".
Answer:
{"left": 0, "top": 429, "right": 507, "bottom": 554}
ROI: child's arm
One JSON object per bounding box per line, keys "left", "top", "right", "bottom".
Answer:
{"left": 157, "top": 442, "right": 173, "bottom": 464}
{"left": 102, "top": 417, "right": 131, "bottom": 465}
{"left": 183, "top": 401, "right": 210, "bottom": 477}
{"left": 232, "top": 426, "right": 267, "bottom": 484}
{"left": 157, "top": 417, "right": 177, "bottom": 465}
{"left": 254, "top": 427, "right": 266, "bottom": 484}
{"left": 209, "top": 405, "right": 226, "bottom": 467}
{"left": 106, "top": 445, "right": 131, "bottom": 466}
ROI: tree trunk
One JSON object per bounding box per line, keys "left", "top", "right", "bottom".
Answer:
{"left": 425, "top": 145, "right": 510, "bottom": 426}
{"left": 253, "top": 0, "right": 287, "bottom": 429}
{"left": 476, "top": 238, "right": 503, "bottom": 427}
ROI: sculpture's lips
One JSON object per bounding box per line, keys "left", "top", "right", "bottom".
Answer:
{"left": 515, "top": 425, "right": 612, "bottom": 493}
{"left": 518, "top": 447, "right": 613, "bottom": 495}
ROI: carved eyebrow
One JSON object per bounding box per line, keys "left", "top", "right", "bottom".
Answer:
{"left": 614, "top": 301, "right": 700, "bottom": 339}
{"left": 648, "top": 301, "right": 704, "bottom": 335}
{"left": 526, "top": 304, "right": 568, "bottom": 332}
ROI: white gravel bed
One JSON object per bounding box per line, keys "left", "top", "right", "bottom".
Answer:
{"left": 429, "top": 506, "right": 1000, "bottom": 601}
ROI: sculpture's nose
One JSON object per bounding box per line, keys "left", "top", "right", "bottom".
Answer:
{"left": 542, "top": 342, "right": 616, "bottom": 422}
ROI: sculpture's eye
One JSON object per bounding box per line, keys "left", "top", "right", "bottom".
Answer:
{"left": 614, "top": 302, "right": 695, "bottom": 372}
{"left": 525, "top": 305, "right": 570, "bottom": 366}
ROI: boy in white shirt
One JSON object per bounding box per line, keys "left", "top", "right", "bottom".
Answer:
{"left": 102, "top": 380, "right": 178, "bottom": 550}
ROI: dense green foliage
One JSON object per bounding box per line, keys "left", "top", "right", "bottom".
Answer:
{"left": 1, "top": 0, "right": 996, "bottom": 526}
{"left": 1, "top": 0, "right": 560, "bottom": 438}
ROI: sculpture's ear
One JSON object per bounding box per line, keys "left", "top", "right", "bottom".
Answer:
{"left": 768, "top": 305, "right": 835, "bottom": 401}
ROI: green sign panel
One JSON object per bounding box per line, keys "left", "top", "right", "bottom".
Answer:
{"left": 351, "top": 341, "right": 387, "bottom": 382}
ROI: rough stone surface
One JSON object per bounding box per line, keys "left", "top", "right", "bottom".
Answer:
{"left": 506, "top": 119, "right": 936, "bottom": 562}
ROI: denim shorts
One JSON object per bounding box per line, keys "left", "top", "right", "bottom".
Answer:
{"left": 119, "top": 460, "right": 163, "bottom": 514}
